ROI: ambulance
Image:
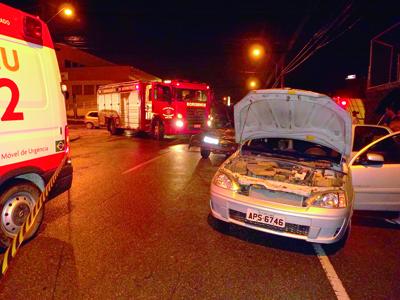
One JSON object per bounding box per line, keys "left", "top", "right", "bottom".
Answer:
{"left": 0, "top": 4, "right": 73, "bottom": 248}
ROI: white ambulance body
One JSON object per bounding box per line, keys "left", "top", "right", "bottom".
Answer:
{"left": 0, "top": 4, "right": 73, "bottom": 247}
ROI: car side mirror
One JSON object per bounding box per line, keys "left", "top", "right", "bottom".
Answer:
{"left": 365, "top": 152, "right": 384, "bottom": 165}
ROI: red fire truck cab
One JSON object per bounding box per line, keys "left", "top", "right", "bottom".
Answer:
{"left": 97, "top": 80, "right": 212, "bottom": 139}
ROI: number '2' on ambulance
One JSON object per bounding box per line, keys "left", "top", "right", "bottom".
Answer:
{"left": 0, "top": 4, "right": 73, "bottom": 248}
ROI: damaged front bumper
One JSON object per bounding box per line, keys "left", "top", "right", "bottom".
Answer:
{"left": 210, "top": 184, "right": 351, "bottom": 244}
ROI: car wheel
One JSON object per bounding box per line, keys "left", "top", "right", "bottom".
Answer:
{"left": 86, "top": 122, "right": 94, "bottom": 129}
{"left": 109, "top": 119, "right": 117, "bottom": 135}
{"left": 153, "top": 120, "right": 164, "bottom": 140}
{"left": 0, "top": 181, "right": 44, "bottom": 249}
{"left": 200, "top": 148, "right": 211, "bottom": 159}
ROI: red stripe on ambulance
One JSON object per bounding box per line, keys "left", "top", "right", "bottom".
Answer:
{"left": 0, "top": 152, "right": 66, "bottom": 178}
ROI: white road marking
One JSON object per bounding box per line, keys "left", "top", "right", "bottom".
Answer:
{"left": 122, "top": 151, "right": 170, "bottom": 175}
{"left": 313, "top": 244, "right": 350, "bottom": 300}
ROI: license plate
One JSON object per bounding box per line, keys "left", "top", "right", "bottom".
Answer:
{"left": 245, "top": 209, "right": 285, "bottom": 228}
{"left": 193, "top": 124, "right": 201, "bottom": 128}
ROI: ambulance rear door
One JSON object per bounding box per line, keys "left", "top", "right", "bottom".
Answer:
{"left": 0, "top": 5, "right": 67, "bottom": 172}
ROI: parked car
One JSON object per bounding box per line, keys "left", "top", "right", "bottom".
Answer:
{"left": 209, "top": 89, "right": 400, "bottom": 246}
{"left": 84, "top": 111, "right": 99, "bottom": 129}
{"left": 188, "top": 125, "right": 237, "bottom": 159}
{"left": 200, "top": 128, "right": 237, "bottom": 158}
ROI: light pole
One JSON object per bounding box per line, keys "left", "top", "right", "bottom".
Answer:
{"left": 46, "top": 7, "right": 74, "bottom": 24}
{"left": 247, "top": 43, "right": 282, "bottom": 88}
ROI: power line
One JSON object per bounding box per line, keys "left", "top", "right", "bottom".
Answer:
{"left": 272, "top": 1, "right": 357, "bottom": 87}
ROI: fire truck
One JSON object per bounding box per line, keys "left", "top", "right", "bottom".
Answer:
{"left": 97, "top": 80, "right": 212, "bottom": 139}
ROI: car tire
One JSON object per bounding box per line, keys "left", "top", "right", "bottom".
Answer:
{"left": 0, "top": 180, "right": 44, "bottom": 249}
{"left": 86, "top": 122, "right": 94, "bottom": 129}
{"left": 201, "top": 148, "right": 211, "bottom": 159}
{"left": 109, "top": 119, "right": 117, "bottom": 135}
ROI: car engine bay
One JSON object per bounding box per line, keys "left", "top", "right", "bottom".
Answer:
{"left": 225, "top": 155, "right": 344, "bottom": 188}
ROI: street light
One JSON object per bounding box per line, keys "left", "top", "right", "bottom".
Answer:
{"left": 46, "top": 6, "right": 74, "bottom": 24}
{"left": 247, "top": 77, "right": 260, "bottom": 90}
{"left": 249, "top": 44, "right": 265, "bottom": 61}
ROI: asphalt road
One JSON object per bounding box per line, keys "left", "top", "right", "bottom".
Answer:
{"left": 1, "top": 126, "right": 399, "bottom": 299}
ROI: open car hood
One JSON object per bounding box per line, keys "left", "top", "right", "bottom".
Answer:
{"left": 234, "top": 89, "right": 352, "bottom": 156}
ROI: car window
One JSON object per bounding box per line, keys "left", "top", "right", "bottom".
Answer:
{"left": 352, "top": 126, "right": 390, "bottom": 152}
{"left": 89, "top": 112, "right": 98, "bottom": 117}
{"left": 154, "top": 85, "right": 171, "bottom": 102}
{"left": 174, "top": 88, "right": 208, "bottom": 102}
{"left": 360, "top": 134, "right": 400, "bottom": 164}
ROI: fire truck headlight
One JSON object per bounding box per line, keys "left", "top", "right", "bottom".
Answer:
{"left": 176, "top": 120, "right": 184, "bottom": 128}
{"left": 177, "top": 113, "right": 183, "bottom": 119}
{"left": 207, "top": 119, "right": 212, "bottom": 127}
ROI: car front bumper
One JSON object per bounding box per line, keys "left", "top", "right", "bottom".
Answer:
{"left": 210, "top": 184, "right": 351, "bottom": 244}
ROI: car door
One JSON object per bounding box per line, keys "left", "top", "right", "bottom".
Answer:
{"left": 350, "top": 132, "right": 400, "bottom": 211}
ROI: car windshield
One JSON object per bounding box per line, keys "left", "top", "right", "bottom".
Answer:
{"left": 241, "top": 138, "right": 341, "bottom": 164}
{"left": 175, "top": 88, "right": 208, "bottom": 102}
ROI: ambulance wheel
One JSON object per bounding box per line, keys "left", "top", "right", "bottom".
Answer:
{"left": 0, "top": 180, "right": 44, "bottom": 248}
{"left": 201, "top": 148, "right": 210, "bottom": 159}
{"left": 153, "top": 120, "right": 164, "bottom": 140}
{"left": 86, "top": 122, "right": 94, "bottom": 129}
{"left": 109, "top": 119, "right": 117, "bottom": 135}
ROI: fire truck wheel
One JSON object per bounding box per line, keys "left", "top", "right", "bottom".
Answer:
{"left": 153, "top": 120, "right": 165, "bottom": 140}
{"left": 0, "top": 180, "right": 44, "bottom": 248}
{"left": 200, "top": 148, "right": 211, "bottom": 159}
{"left": 109, "top": 119, "right": 117, "bottom": 135}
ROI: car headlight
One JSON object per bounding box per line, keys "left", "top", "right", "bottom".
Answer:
{"left": 213, "top": 171, "right": 239, "bottom": 191}
{"left": 203, "top": 136, "right": 219, "bottom": 145}
{"left": 305, "top": 191, "right": 346, "bottom": 208}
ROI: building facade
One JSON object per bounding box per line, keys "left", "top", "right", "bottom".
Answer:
{"left": 55, "top": 43, "right": 161, "bottom": 117}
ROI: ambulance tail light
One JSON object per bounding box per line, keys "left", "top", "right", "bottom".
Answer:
{"left": 23, "top": 16, "right": 43, "bottom": 45}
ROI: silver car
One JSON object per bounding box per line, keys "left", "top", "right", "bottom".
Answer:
{"left": 210, "top": 89, "right": 400, "bottom": 246}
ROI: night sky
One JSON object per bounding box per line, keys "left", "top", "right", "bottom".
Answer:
{"left": 5, "top": 0, "right": 400, "bottom": 102}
